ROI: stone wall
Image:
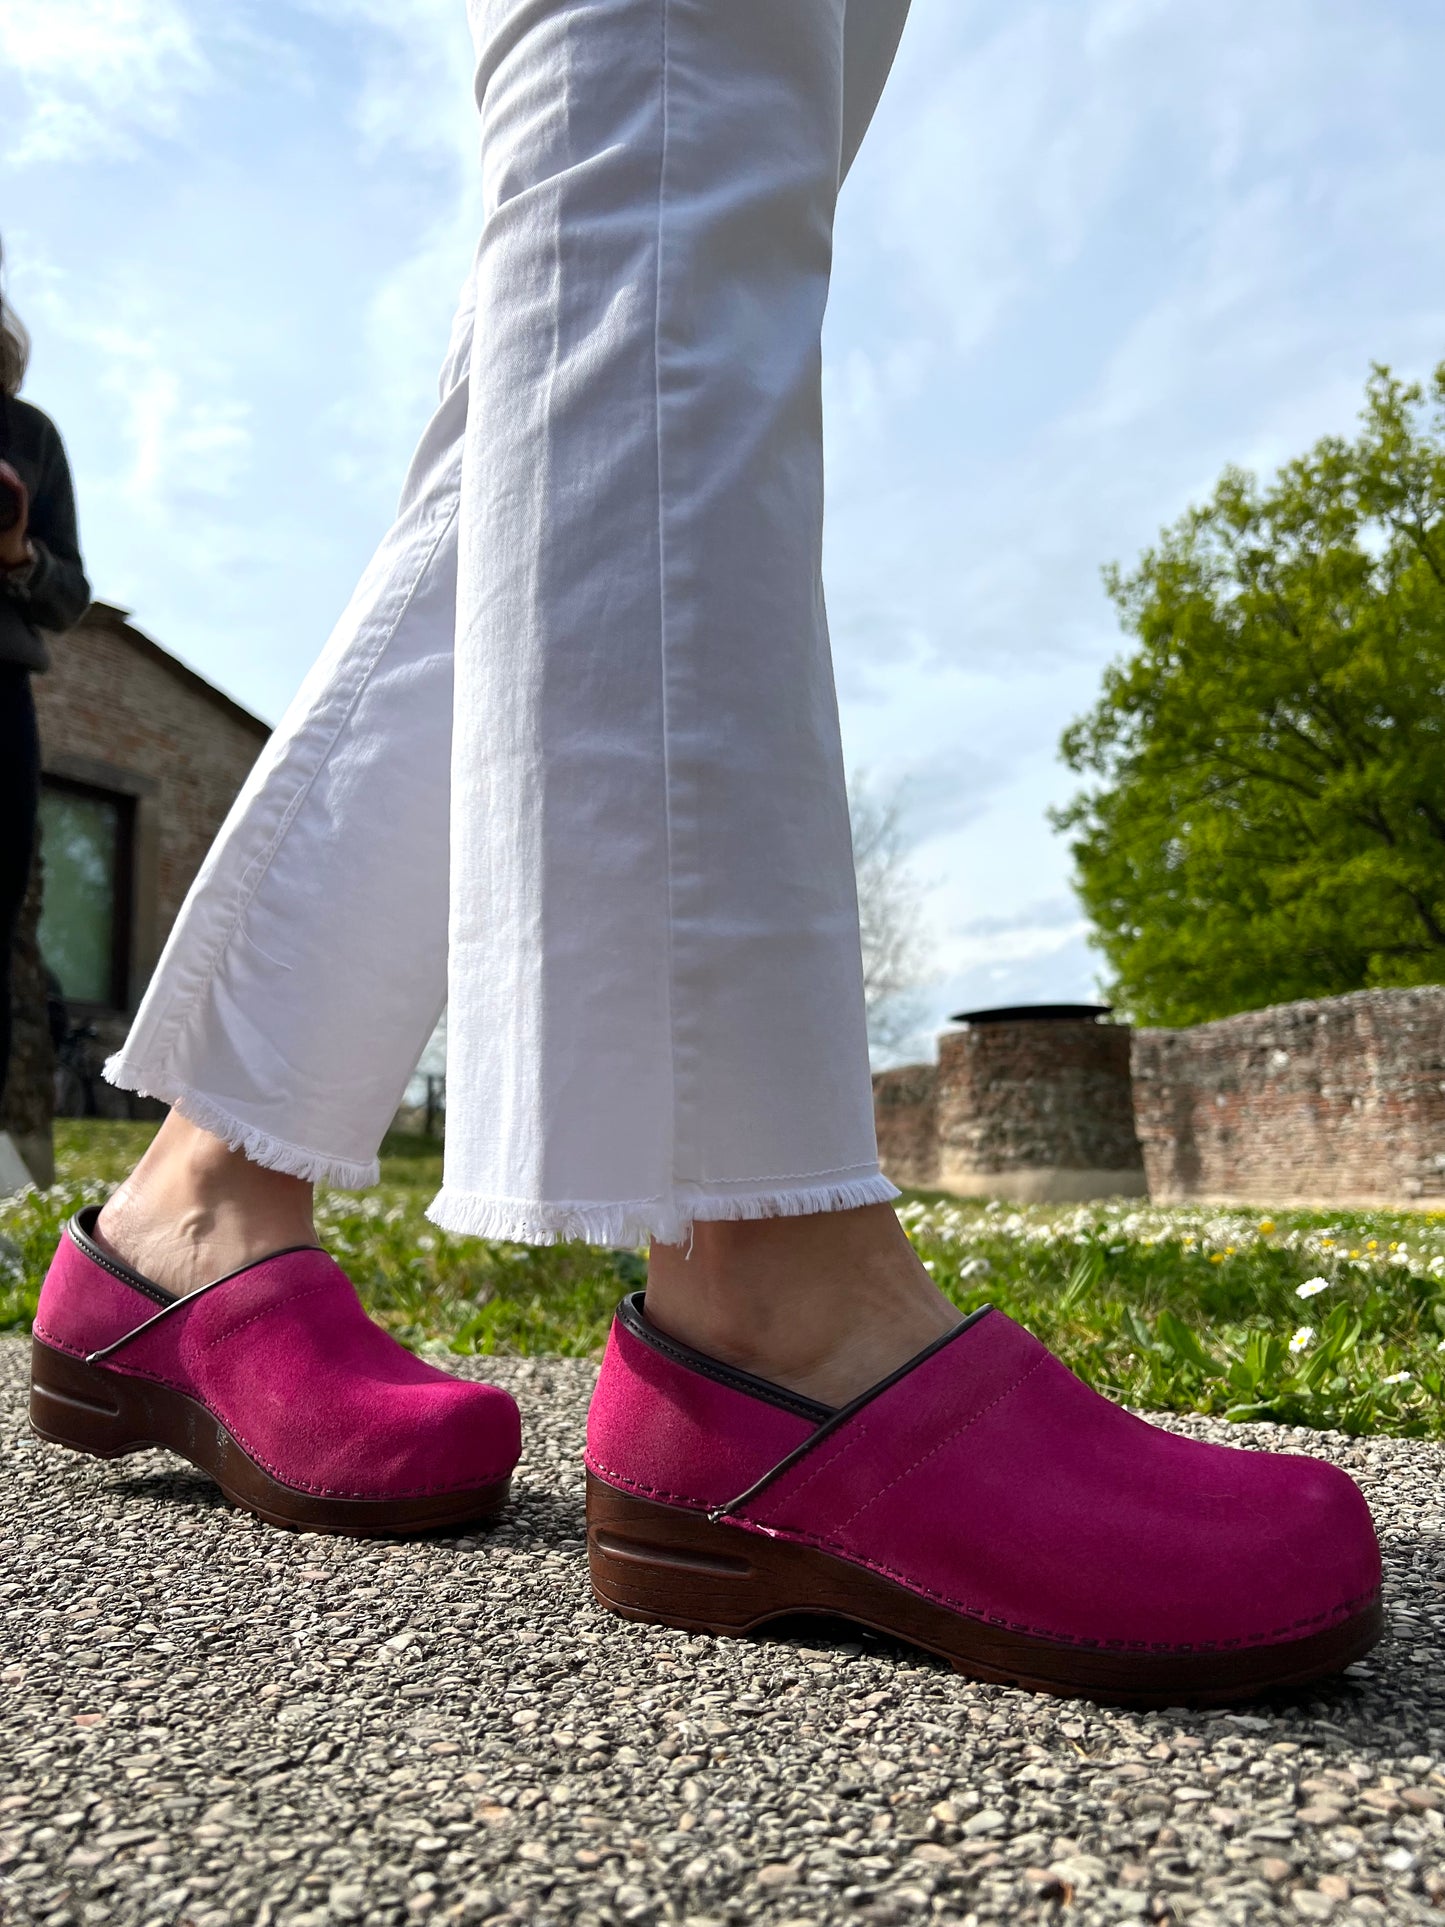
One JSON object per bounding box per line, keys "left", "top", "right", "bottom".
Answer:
{"left": 1132, "top": 988, "right": 1445, "bottom": 1208}
{"left": 935, "top": 1018, "right": 1146, "bottom": 1202}
{"left": 871, "top": 1063, "right": 938, "bottom": 1189}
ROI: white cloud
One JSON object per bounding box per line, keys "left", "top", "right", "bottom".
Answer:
{"left": 27, "top": 286, "right": 253, "bottom": 516}
{"left": 310, "top": 0, "right": 477, "bottom": 165}
{"left": 294, "top": 0, "right": 483, "bottom": 488}
{"left": 0, "top": 0, "right": 211, "bottom": 165}
{"left": 945, "top": 910, "right": 1091, "bottom": 974}
{"left": 829, "top": 0, "right": 1445, "bottom": 683}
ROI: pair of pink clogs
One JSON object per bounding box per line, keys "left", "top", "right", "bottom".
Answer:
{"left": 30, "top": 1208, "right": 1382, "bottom": 1705}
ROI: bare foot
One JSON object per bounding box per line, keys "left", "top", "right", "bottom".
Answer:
{"left": 643, "top": 1202, "right": 960, "bottom": 1407}
{"left": 95, "top": 1111, "right": 318, "bottom": 1299}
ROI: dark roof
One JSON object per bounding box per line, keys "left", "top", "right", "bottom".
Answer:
{"left": 83, "top": 603, "right": 270, "bottom": 740}
{"left": 949, "top": 1002, "right": 1113, "bottom": 1026}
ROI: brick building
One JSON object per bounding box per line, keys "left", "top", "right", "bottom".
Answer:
{"left": 2, "top": 605, "right": 268, "bottom": 1176}
{"left": 33, "top": 602, "right": 269, "bottom": 1027}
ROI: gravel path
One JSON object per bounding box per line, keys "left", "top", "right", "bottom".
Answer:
{"left": 3, "top": 1338, "right": 1444, "bottom": 1927}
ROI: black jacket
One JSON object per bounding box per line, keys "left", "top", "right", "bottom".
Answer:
{"left": 0, "top": 394, "right": 91, "bottom": 671}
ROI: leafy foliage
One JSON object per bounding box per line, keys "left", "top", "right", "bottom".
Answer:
{"left": 1055, "top": 363, "right": 1445, "bottom": 1025}
{"left": 901, "top": 1195, "right": 1445, "bottom": 1438}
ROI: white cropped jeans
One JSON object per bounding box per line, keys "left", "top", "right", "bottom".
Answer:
{"left": 107, "top": 0, "right": 909, "bottom": 1246}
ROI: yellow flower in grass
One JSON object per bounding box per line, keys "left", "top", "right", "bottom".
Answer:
{"left": 1209, "top": 1253, "right": 1225, "bottom": 1264}
{"left": 1258, "top": 1220, "right": 1276, "bottom": 1235}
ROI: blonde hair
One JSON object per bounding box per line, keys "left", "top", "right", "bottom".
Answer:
{"left": 0, "top": 239, "right": 29, "bottom": 398}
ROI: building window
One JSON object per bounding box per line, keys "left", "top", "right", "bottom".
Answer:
{"left": 37, "top": 778, "right": 134, "bottom": 1010}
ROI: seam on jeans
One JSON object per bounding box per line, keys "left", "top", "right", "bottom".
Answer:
{"left": 435, "top": 1163, "right": 901, "bottom": 1210}
{"left": 425, "top": 1165, "right": 888, "bottom": 1208}
{"left": 138, "top": 500, "right": 462, "bottom": 1074}
{"left": 681, "top": 1161, "right": 886, "bottom": 1187}
{"left": 652, "top": 0, "right": 680, "bottom": 1231}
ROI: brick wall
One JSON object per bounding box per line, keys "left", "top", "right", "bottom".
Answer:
{"left": 22, "top": 606, "right": 268, "bottom": 1120}
{"left": 872, "top": 1063, "right": 938, "bottom": 1188}
{"left": 934, "top": 1018, "right": 1146, "bottom": 1202}
{"left": 1132, "top": 988, "right": 1445, "bottom": 1208}
{"left": 33, "top": 605, "right": 268, "bottom": 986}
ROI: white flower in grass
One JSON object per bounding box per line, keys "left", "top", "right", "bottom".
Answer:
{"left": 1289, "top": 1326, "right": 1315, "bottom": 1353}
{"left": 1381, "top": 1371, "right": 1413, "bottom": 1386}
{"left": 1296, "top": 1277, "right": 1330, "bottom": 1299}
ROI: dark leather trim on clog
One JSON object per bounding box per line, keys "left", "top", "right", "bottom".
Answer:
{"left": 707, "top": 1305, "right": 995, "bottom": 1522}
{"left": 66, "top": 1205, "right": 326, "bottom": 1363}
{"left": 69, "top": 1204, "right": 177, "bottom": 1307}
{"left": 616, "top": 1291, "right": 835, "bottom": 1425}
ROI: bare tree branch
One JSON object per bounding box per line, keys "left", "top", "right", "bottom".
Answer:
{"left": 849, "top": 771, "right": 931, "bottom": 1062}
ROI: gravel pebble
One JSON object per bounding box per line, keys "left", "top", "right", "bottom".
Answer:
{"left": 3, "top": 1339, "right": 1444, "bottom": 1924}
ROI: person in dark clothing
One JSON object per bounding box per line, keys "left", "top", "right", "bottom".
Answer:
{"left": 0, "top": 240, "right": 92, "bottom": 1110}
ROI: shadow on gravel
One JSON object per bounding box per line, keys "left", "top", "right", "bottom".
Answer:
{"left": 98, "top": 1464, "right": 227, "bottom": 1512}
{"left": 736, "top": 1613, "right": 1414, "bottom": 1723}
{"left": 89, "top": 1461, "right": 590, "bottom": 1554}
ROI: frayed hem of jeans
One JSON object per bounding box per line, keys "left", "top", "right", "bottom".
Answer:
{"left": 425, "top": 1171, "right": 901, "bottom": 1249}
{"left": 101, "top": 1054, "right": 382, "bottom": 1191}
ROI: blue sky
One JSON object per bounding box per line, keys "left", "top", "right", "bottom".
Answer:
{"left": 5, "top": 0, "right": 1445, "bottom": 1061}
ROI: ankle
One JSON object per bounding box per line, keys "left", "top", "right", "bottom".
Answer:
{"left": 95, "top": 1113, "right": 316, "bottom": 1289}
{"left": 644, "top": 1205, "right": 959, "bottom": 1407}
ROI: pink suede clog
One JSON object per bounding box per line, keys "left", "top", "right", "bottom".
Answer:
{"left": 585, "top": 1293, "right": 1383, "bottom": 1704}
{"left": 30, "top": 1206, "right": 520, "bottom": 1533}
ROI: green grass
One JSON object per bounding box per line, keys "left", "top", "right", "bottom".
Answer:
{"left": 5, "top": 1121, "right": 1445, "bottom": 1438}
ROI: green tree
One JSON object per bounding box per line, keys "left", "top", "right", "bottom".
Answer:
{"left": 1054, "top": 363, "right": 1445, "bottom": 1027}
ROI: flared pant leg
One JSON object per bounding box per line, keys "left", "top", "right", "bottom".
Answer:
{"left": 108, "top": 0, "right": 908, "bottom": 1245}
{"left": 105, "top": 284, "right": 478, "bottom": 1190}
